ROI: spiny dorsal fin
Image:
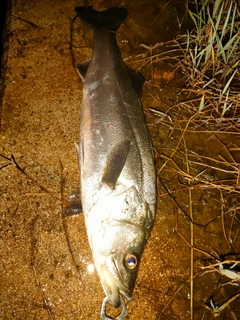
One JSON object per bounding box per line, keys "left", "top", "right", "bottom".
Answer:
{"left": 102, "top": 140, "right": 131, "bottom": 189}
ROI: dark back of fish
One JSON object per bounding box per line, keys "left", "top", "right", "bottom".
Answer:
{"left": 75, "top": 5, "right": 156, "bottom": 310}
{"left": 76, "top": 6, "right": 156, "bottom": 215}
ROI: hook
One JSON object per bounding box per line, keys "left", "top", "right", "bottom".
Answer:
{"left": 101, "top": 296, "right": 126, "bottom": 320}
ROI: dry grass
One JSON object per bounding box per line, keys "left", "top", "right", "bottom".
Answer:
{"left": 130, "top": 2, "right": 240, "bottom": 317}
{"left": 177, "top": 0, "right": 240, "bottom": 117}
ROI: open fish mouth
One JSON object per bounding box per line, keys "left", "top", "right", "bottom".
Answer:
{"left": 97, "top": 255, "right": 132, "bottom": 308}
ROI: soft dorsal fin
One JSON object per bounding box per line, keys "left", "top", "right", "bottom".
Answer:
{"left": 76, "top": 60, "right": 91, "bottom": 81}
{"left": 126, "top": 66, "right": 145, "bottom": 96}
{"left": 102, "top": 140, "right": 131, "bottom": 189}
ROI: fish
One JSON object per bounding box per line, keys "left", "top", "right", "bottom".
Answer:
{"left": 75, "top": 5, "right": 156, "bottom": 318}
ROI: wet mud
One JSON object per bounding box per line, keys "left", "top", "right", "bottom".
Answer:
{"left": 1, "top": 0, "right": 240, "bottom": 319}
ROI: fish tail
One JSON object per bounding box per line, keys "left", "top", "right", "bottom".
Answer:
{"left": 75, "top": 6, "right": 127, "bottom": 32}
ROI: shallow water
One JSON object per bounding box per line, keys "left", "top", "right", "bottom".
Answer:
{"left": 1, "top": 0, "right": 240, "bottom": 319}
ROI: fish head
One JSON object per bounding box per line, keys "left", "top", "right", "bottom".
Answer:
{"left": 94, "top": 232, "right": 145, "bottom": 307}
{"left": 86, "top": 185, "right": 155, "bottom": 308}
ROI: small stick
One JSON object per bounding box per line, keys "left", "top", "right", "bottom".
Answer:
{"left": 175, "top": 210, "right": 218, "bottom": 260}
{"left": 204, "top": 291, "right": 240, "bottom": 314}
{"left": 59, "top": 161, "right": 83, "bottom": 279}
{"left": 201, "top": 260, "right": 240, "bottom": 270}
{"left": 0, "top": 154, "right": 70, "bottom": 207}
{"left": 220, "top": 190, "right": 231, "bottom": 249}
{"left": 160, "top": 177, "right": 215, "bottom": 227}
{"left": 30, "top": 215, "right": 54, "bottom": 320}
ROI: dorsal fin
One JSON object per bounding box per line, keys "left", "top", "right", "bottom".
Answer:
{"left": 127, "top": 66, "right": 145, "bottom": 96}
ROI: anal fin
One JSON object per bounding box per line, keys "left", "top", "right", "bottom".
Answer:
{"left": 76, "top": 59, "right": 91, "bottom": 81}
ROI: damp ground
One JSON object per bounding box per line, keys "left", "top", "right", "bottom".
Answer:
{"left": 1, "top": 0, "right": 240, "bottom": 319}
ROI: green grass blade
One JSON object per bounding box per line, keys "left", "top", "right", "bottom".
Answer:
{"left": 222, "top": 87, "right": 229, "bottom": 115}
{"left": 201, "top": 0, "right": 207, "bottom": 26}
{"left": 222, "top": 69, "right": 237, "bottom": 96}
{"left": 223, "top": 31, "right": 240, "bottom": 52}
{"left": 213, "top": 27, "right": 227, "bottom": 63}
{"left": 232, "top": 60, "right": 240, "bottom": 69}
{"left": 220, "top": 1, "right": 232, "bottom": 42}
{"left": 188, "top": 9, "right": 198, "bottom": 29}
{"left": 196, "top": 47, "right": 206, "bottom": 68}
{"left": 225, "top": 32, "right": 240, "bottom": 64}
{"left": 230, "top": 3, "right": 237, "bottom": 39}
{"left": 188, "top": 8, "right": 206, "bottom": 30}
{"left": 203, "top": 78, "right": 215, "bottom": 89}
{"left": 205, "top": 25, "right": 214, "bottom": 62}
{"left": 213, "top": 1, "right": 225, "bottom": 32}
{"left": 212, "top": 0, "right": 223, "bottom": 19}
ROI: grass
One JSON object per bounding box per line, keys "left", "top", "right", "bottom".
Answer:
{"left": 179, "top": 0, "right": 240, "bottom": 116}
{"left": 130, "top": 2, "right": 240, "bottom": 318}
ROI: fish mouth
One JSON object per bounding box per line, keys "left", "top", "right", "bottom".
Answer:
{"left": 97, "top": 255, "right": 132, "bottom": 308}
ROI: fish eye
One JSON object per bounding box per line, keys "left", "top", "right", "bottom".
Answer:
{"left": 124, "top": 253, "right": 138, "bottom": 270}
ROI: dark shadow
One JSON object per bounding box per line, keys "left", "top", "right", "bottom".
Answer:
{"left": 0, "top": 0, "right": 8, "bottom": 79}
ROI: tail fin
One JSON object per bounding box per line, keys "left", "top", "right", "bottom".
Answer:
{"left": 75, "top": 6, "right": 127, "bottom": 32}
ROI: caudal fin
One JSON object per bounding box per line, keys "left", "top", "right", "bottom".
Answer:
{"left": 75, "top": 6, "right": 127, "bottom": 32}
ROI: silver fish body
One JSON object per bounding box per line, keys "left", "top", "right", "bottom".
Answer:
{"left": 75, "top": 6, "right": 156, "bottom": 309}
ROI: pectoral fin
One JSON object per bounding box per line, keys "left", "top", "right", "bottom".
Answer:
{"left": 102, "top": 140, "right": 131, "bottom": 189}
{"left": 75, "top": 137, "right": 84, "bottom": 169}
{"left": 74, "top": 142, "right": 80, "bottom": 156}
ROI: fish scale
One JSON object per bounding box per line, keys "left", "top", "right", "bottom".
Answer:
{"left": 75, "top": 6, "right": 156, "bottom": 319}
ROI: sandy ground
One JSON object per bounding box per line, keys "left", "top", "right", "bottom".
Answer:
{"left": 1, "top": 0, "right": 240, "bottom": 319}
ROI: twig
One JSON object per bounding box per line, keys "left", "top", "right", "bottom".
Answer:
{"left": 30, "top": 215, "right": 54, "bottom": 319}
{"left": 182, "top": 135, "right": 194, "bottom": 320}
{"left": 160, "top": 177, "right": 219, "bottom": 227}
{"left": 203, "top": 291, "right": 240, "bottom": 314}
{"left": 59, "top": 161, "right": 83, "bottom": 279}
{"left": 220, "top": 190, "right": 231, "bottom": 249}
{"left": 175, "top": 210, "right": 218, "bottom": 260}
{"left": 0, "top": 154, "right": 70, "bottom": 207}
